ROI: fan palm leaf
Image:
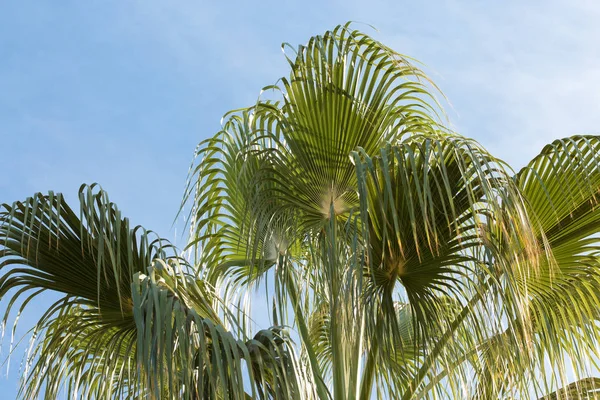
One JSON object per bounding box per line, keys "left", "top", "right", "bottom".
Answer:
{"left": 0, "top": 185, "right": 304, "bottom": 399}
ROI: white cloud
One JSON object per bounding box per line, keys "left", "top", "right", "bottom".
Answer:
{"left": 414, "top": 0, "right": 600, "bottom": 169}
{"left": 329, "top": 0, "right": 600, "bottom": 168}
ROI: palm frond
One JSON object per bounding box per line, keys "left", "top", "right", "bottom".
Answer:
{"left": 467, "top": 135, "right": 600, "bottom": 398}
{"left": 0, "top": 186, "right": 307, "bottom": 399}
{"left": 540, "top": 377, "right": 600, "bottom": 400}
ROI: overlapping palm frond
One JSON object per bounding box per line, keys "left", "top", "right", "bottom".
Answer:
{"left": 0, "top": 186, "right": 151, "bottom": 398}
{"left": 540, "top": 377, "right": 600, "bottom": 400}
{"left": 183, "top": 23, "right": 451, "bottom": 398}
{"left": 0, "top": 185, "right": 304, "bottom": 399}
{"left": 132, "top": 265, "right": 306, "bottom": 400}
{"left": 462, "top": 136, "right": 600, "bottom": 398}
{"left": 185, "top": 22, "right": 446, "bottom": 275}
{"left": 351, "top": 132, "right": 543, "bottom": 399}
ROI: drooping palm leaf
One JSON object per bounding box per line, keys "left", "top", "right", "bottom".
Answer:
{"left": 0, "top": 186, "right": 305, "bottom": 399}
{"left": 466, "top": 136, "right": 600, "bottom": 398}
{"left": 540, "top": 377, "right": 600, "bottom": 400}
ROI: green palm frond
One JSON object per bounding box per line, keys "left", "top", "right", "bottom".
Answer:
{"left": 0, "top": 185, "right": 167, "bottom": 398}
{"left": 182, "top": 24, "right": 450, "bottom": 398}
{"left": 540, "top": 377, "right": 600, "bottom": 400}
{"left": 466, "top": 136, "right": 600, "bottom": 398}
{"left": 21, "top": 304, "right": 138, "bottom": 399}
{"left": 185, "top": 23, "right": 446, "bottom": 268}
{"left": 0, "top": 186, "right": 305, "bottom": 399}
{"left": 352, "top": 132, "right": 541, "bottom": 396}
{"left": 133, "top": 265, "right": 305, "bottom": 399}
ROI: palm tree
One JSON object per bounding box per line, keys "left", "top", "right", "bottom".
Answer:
{"left": 2, "top": 23, "right": 600, "bottom": 399}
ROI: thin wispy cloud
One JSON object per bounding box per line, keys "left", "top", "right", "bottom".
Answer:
{"left": 354, "top": 0, "right": 600, "bottom": 168}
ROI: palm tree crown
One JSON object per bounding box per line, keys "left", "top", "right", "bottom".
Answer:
{"left": 2, "top": 23, "right": 600, "bottom": 399}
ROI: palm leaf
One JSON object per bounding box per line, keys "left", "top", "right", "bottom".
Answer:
{"left": 0, "top": 186, "right": 306, "bottom": 399}
{"left": 540, "top": 377, "right": 600, "bottom": 400}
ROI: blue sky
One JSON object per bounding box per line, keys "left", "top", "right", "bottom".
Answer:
{"left": 1, "top": 0, "right": 600, "bottom": 396}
